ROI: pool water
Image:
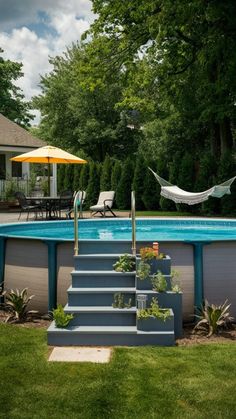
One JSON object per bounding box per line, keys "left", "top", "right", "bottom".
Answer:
{"left": 0, "top": 218, "right": 236, "bottom": 241}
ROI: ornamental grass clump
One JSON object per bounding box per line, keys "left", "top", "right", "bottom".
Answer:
{"left": 194, "top": 299, "right": 234, "bottom": 337}
{"left": 5, "top": 288, "right": 38, "bottom": 323}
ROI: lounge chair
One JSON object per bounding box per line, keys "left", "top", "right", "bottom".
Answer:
{"left": 90, "top": 191, "right": 116, "bottom": 217}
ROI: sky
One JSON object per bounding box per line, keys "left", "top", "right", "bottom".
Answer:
{"left": 0, "top": 0, "right": 94, "bottom": 123}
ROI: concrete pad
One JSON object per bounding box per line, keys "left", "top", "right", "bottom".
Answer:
{"left": 48, "top": 347, "right": 111, "bottom": 363}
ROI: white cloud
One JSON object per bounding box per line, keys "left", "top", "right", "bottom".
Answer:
{"left": 0, "top": 1, "right": 94, "bottom": 124}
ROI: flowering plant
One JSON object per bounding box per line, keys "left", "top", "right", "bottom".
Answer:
{"left": 140, "top": 247, "right": 158, "bottom": 260}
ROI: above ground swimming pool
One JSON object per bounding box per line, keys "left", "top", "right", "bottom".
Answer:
{"left": 0, "top": 218, "right": 236, "bottom": 241}
{"left": 0, "top": 217, "right": 236, "bottom": 319}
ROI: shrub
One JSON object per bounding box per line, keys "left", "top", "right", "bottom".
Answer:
{"left": 112, "top": 293, "right": 132, "bottom": 309}
{"left": 53, "top": 304, "right": 73, "bottom": 328}
{"left": 116, "top": 158, "right": 134, "bottom": 209}
{"left": 132, "top": 154, "right": 146, "bottom": 210}
{"left": 137, "top": 297, "right": 171, "bottom": 321}
{"left": 113, "top": 254, "right": 136, "bottom": 272}
{"left": 100, "top": 155, "right": 112, "bottom": 191}
{"left": 5, "top": 288, "right": 37, "bottom": 322}
{"left": 152, "top": 271, "right": 167, "bottom": 292}
{"left": 170, "top": 270, "right": 182, "bottom": 293}
{"left": 140, "top": 247, "right": 158, "bottom": 260}
{"left": 86, "top": 162, "right": 101, "bottom": 208}
{"left": 194, "top": 299, "right": 234, "bottom": 337}
{"left": 136, "top": 261, "right": 151, "bottom": 280}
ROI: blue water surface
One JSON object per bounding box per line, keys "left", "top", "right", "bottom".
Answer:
{"left": 0, "top": 218, "right": 236, "bottom": 241}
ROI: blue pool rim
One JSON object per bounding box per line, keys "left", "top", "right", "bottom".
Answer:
{"left": 0, "top": 217, "right": 236, "bottom": 242}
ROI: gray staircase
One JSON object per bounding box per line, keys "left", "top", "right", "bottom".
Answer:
{"left": 48, "top": 243, "right": 181, "bottom": 346}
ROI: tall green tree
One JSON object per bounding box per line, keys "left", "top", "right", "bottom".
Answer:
{"left": 79, "top": 164, "right": 90, "bottom": 191}
{"left": 132, "top": 154, "right": 146, "bottom": 210}
{"left": 116, "top": 158, "right": 134, "bottom": 209}
{"left": 0, "top": 48, "right": 32, "bottom": 126}
{"left": 100, "top": 155, "right": 112, "bottom": 190}
{"left": 86, "top": 162, "right": 101, "bottom": 208}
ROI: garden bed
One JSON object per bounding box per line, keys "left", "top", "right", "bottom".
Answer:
{"left": 1, "top": 309, "right": 235, "bottom": 345}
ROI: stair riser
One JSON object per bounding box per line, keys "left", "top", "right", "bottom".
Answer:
{"left": 68, "top": 293, "right": 135, "bottom": 307}
{"left": 136, "top": 275, "right": 172, "bottom": 290}
{"left": 136, "top": 257, "right": 171, "bottom": 276}
{"left": 48, "top": 332, "right": 175, "bottom": 346}
{"left": 78, "top": 241, "right": 132, "bottom": 254}
{"left": 65, "top": 312, "right": 136, "bottom": 326}
{"left": 72, "top": 275, "right": 135, "bottom": 288}
{"left": 74, "top": 258, "right": 119, "bottom": 271}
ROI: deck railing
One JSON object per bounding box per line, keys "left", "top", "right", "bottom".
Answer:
{"left": 131, "top": 190, "right": 136, "bottom": 255}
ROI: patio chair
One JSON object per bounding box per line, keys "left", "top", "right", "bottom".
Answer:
{"left": 56, "top": 190, "right": 73, "bottom": 219}
{"left": 15, "top": 191, "right": 43, "bottom": 221}
{"left": 90, "top": 191, "right": 116, "bottom": 217}
{"left": 66, "top": 190, "right": 86, "bottom": 219}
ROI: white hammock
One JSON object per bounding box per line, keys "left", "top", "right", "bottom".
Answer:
{"left": 149, "top": 168, "right": 236, "bottom": 205}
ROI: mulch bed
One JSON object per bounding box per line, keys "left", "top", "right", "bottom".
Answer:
{"left": 1, "top": 310, "right": 236, "bottom": 345}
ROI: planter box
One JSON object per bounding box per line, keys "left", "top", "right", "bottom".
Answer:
{"left": 136, "top": 255, "right": 171, "bottom": 276}
{"left": 148, "top": 255, "right": 171, "bottom": 275}
{"left": 137, "top": 291, "right": 183, "bottom": 337}
{"left": 137, "top": 309, "right": 174, "bottom": 331}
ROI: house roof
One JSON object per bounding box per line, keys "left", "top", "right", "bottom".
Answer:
{"left": 0, "top": 113, "right": 45, "bottom": 148}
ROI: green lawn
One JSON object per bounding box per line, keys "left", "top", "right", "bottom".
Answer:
{"left": 1, "top": 324, "right": 236, "bottom": 419}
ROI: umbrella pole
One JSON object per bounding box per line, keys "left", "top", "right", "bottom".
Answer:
{"left": 48, "top": 162, "right": 50, "bottom": 196}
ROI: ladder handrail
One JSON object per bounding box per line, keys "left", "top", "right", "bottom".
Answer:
{"left": 131, "top": 190, "right": 136, "bottom": 256}
{"left": 73, "top": 191, "right": 81, "bottom": 256}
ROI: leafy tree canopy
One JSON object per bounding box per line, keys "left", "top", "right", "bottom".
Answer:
{"left": 0, "top": 48, "right": 32, "bottom": 127}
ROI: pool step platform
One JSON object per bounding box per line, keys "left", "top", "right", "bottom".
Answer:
{"left": 48, "top": 249, "right": 181, "bottom": 346}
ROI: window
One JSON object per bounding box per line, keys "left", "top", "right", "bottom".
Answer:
{"left": 12, "top": 161, "right": 22, "bottom": 178}
{"left": 0, "top": 154, "right": 6, "bottom": 180}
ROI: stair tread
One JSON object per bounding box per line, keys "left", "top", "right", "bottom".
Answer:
{"left": 74, "top": 254, "right": 133, "bottom": 258}
{"left": 48, "top": 323, "right": 174, "bottom": 336}
{"left": 64, "top": 304, "right": 136, "bottom": 313}
{"left": 68, "top": 287, "right": 136, "bottom": 293}
{"left": 48, "top": 323, "right": 137, "bottom": 333}
{"left": 71, "top": 270, "right": 136, "bottom": 276}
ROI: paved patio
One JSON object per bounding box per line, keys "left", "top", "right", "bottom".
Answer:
{"left": 0, "top": 210, "right": 130, "bottom": 224}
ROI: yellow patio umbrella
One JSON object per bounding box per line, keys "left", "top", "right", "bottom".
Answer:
{"left": 11, "top": 145, "right": 87, "bottom": 195}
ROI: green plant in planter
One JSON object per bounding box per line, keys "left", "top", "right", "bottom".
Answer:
{"left": 113, "top": 254, "right": 136, "bottom": 272}
{"left": 53, "top": 304, "right": 74, "bottom": 328}
{"left": 138, "top": 297, "right": 171, "bottom": 321}
{"left": 193, "top": 299, "right": 233, "bottom": 337}
{"left": 112, "top": 293, "right": 132, "bottom": 309}
{"left": 170, "top": 269, "right": 182, "bottom": 293}
{"left": 137, "top": 260, "right": 151, "bottom": 280}
{"left": 140, "top": 247, "right": 158, "bottom": 260}
{"left": 5, "top": 288, "right": 38, "bottom": 322}
{"left": 151, "top": 271, "right": 167, "bottom": 292}
{"left": 139, "top": 247, "right": 166, "bottom": 260}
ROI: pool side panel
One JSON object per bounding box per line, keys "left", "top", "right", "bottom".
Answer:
{"left": 203, "top": 242, "right": 236, "bottom": 317}
{"left": 4, "top": 238, "right": 49, "bottom": 313}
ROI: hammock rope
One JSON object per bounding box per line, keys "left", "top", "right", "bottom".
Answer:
{"left": 149, "top": 168, "right": 236, "bottom": 205}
